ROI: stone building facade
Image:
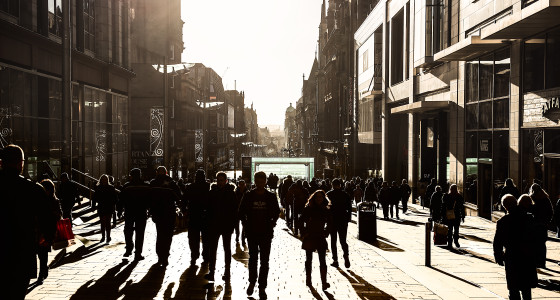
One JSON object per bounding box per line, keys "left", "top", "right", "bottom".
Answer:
{"left": 355, "top": 0, "right": 560, "bottom": 219}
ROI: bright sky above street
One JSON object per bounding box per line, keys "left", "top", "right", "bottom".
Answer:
{"left": 181, "top": 0, "right": 323, "bottom": 128}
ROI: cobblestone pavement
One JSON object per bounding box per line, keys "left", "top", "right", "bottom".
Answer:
{"left": 26, "top": 202, "right": 560, "bottom": 299}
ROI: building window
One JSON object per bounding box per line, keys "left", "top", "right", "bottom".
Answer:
{"left": 0, "top": 0, "right": 19, "bottom": 17}
{"left": 390, "top": 10, "right": 404, "bottom": 85}
{"left": 425, "top": 0, "right": 450, "bottom": 56}
{"left": 48, "top": 0, "right": 62, "bottom": 36}
{"left": 84, "top": 0, "right": 95, "bottom": 51}
{"left": 524, "top": 27, "right": 560, "bottom": 93}
{"left": 362, "top": 49, "right": 369, "bottom": 72}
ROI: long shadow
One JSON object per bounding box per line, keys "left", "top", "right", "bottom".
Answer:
{"left": 446, "top": 247, "right": 495, "bottom": 264}
{"left": 69, "top": 260, "right": 139, "bottom": 299}
{"left": 460, "top": 234, "right": 493, "bottom": 244}
{"left": 537, "top": 278, "right": 560, "bottom": 292}
{"left": 382, "top": 218, "right": 424, "bottom": 227}
{"left": 459, "top": 225, "right": 486, "bottom": 231}
{"left": 121, "top": 264, "right": 166, "bottom": 299}
{"left": 50, "top": 241, "right": 109, "bottom": 268}
{"left": 170, "top": 262, "right": 216, "bottom": 299}
{"left": 428, "top": 266, "right": 481, "bottom": 288}
{"left": 336, "top": 269, "right": 397, "bottom": 299}
{"left": 232, "top": 242, "right": 249, "bottom": 268}
{"left": 361, "top": 236, "right": 404, "bottom": 252}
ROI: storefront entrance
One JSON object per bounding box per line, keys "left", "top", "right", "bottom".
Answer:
{"left": 543, "top": 154, "right": 560, "bottom": 200}
{"left": 477, "top": 161, "right": 492, "bottom": 219}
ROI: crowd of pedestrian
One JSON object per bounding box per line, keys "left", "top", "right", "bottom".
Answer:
{"left": 2, "top": 142, "right": 559, "bottom": 300}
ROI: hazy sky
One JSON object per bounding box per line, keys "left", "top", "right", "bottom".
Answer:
{"left": 181, "top": 0, "right": 323, "bottom": 127}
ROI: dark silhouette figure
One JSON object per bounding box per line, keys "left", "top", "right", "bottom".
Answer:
{"left": 280, "top": 175, "right": 294, "bottom": 227}
{"left": 117, "top": 168, "right": 150, "bottom": 260}
{"left": 364, "top": 181, "right": 378, "bottom": 208}
{"left": 499, "top": 178, "right": 521, "bottom": 201}
{"left": 92, "top": 174, "right": 118, "bottom": 243}
{"left": 183, "top": 169, "right": 211, "bottom": 265}
{"left": 353, "top": 184, "right": 364, "bottom": 205}
{"left": 389, "top": 181, "right": 401, "bottom": 219}
{"left": 400, "top": 179, "right": 411, "bottom": 214}
{"left": 529, "top": 183, "right": 554, "bottom": 268}
{"left": 429, "top": 185, "right": 444, "bottom": 222}
{"left": 37, "top": 179, "right": 62, "bottom": 284}
{"left": 150, "top": 166, "right": 182, "bottom": 267}
{"left": 205, "top": 172, "right": 237, "bottom": 281}
{"left": 58, "top": 172, "right": 78, "bottom": 221}
{"left": 287, "top": 180, "right": 309, "bottom": 235}
{"left": 238, "top": 171, "right": 280, "bottom": 299}
{"left": 234, "top": 179, "right": 248, "bottom": 246}
{"left": 425, "top": 178, "right": 437, "bottom": 208}
{"left": 301, "top": 190, "right": 332, "bottom": 291}
{"left": 493, "top": 195, "right": 538, "bottom": 300}
{"left": 326, "top": 179, "right": 352, "bottom": 268}
{"left": 554, "top": 197, "right": 560, "bottom": 238}
{"left": 378, "top": 182, "right": 391, "bottom": 220}
{"left": 440, "top": 184, "right": 465, "bottom": 248}
{"left": 0, "top": 144, "right": 50, "bottom": 299}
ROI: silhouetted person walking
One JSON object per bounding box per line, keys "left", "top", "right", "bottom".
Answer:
{"left": 150, "top": 166, "right": 182, "bottom": 267}
{"left": 58, "top": 172, "right": 78, "bottom": 221}
{"left": 37, "top": 179, "right": 62, "bottom": 283}
{"left": 529, "top": 183, "right": 553, "bottom": 268}
{"left": 238, "top": 171, "right": 280, "bottom": 299}
{"left": 235, "top": 179, "right": 249, "bottom": 246}
{"left": 326, "top": 179, "right": 352, "bottom": 268}
{"left": 118, "top": 168, "right": 150, "bottom": 260}
{"left": 301, "top": 190, "right": 332, "bottom": 291}
{"left": 389, "top": 181, "right": 401, "bottom": 219}
{"left": 205, "top": 172, "right": 237, "bottom": 281}
{"left": 494, "top": 195, "right": 538, "bottom": 300}
{"left": 425, "top": 178, "right": 437, "bottom": 208}
{"left": 0, "top": 145, "right": 50, "bottom": 299}
{"left": 429, "top": 185, "right": 443, "bottom": 222}
{"left": 184, "top": 169, "right": 210, "bottom": 265}
{"left": 400, "top": 179, "right": 411, "bottom": 214}
{"left": 92, "top": 174, "right": 118, "bottom": 243}
{"left": 378, "top": 182, "right": 391, "bottom": 220}
{"left": 440, "top": 184, "right": 465, "bottom": 248}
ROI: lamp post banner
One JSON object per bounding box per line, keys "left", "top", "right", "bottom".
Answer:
{"left": 150, "top": 108, "right": 164, "bottom": 157}
{"left": 195, "top": 129, "right": 203, "bottom": 163}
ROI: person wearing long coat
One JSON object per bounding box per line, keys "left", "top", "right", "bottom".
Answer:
{"left": 37, "top": 179, "right": 62, "bottom": 283}
{"left": 301, "top": 190, "right": 332, "bottom": 291}
{"left": 92, "top": 174, "right": 119, "bottom": 243}
{"left": 389, "top": 181, "right": 401, "bottom": 219}
{"left": 529, "top": 183, "right": 554, "bottom": 268}
{"left": 494, "top": 194, "right": 538, "bottom": 300}
{"left": 440, "top": 184, "right": 465, "bottom": 248}
{"left": 378, "top": 182, "right": 391, "bottom": 220}
{"left": 429, "top": 186, "right": 443, "bottom": 222}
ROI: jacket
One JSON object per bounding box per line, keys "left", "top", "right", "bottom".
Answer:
{"left": 238, "top": 189, "right": 280, "bottom": 238}
{"left": 326, "top": 189, "right": 352, "bottom": 225}
{"left": 92, "top": 185, "right": 118, "bottom": 216}
{"left": 207, "top": 183, "right": 237, "bottom": 234}
{"left": 149, "top": 175, "right": 181, "bottom": 223}
{"left": 301, "top": 203, "right": 332, "bottom": 251}
{"left": 440, "top": 193, "right": 465, "bottom": 223}
{"left": 184, "top": 180, "right": 210, "bottom": 226}
{"left": 117, "top": 180, "right": 150, "bottom": 219}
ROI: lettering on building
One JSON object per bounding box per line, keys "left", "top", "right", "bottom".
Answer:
{"left": 542, "top": 96, "right": 560, "bottom": 116}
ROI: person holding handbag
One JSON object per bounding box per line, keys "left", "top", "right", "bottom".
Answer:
{"left": 440, "top": 184, "right": 465, "bottom": 248}
{"left": 37, "top": 179, "right": 62, "bottom": 283}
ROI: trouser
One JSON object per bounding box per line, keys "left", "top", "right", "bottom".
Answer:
{"left": 100, "top": 214, "right": 112, "bottom": 238}
{"left": 330, "top": 224, "right": 349, "bottom": 261}
{"left": 286, "top": 202, "right": 293, "bottom": 228}
{"left": 536, "top": 227, "right": 548, "bottom": 268}
{"left": 234, "top": 219, "right": 246, "bottom": 244}
{"left": 38, "top": 246, "right": 49, "bottom": 276}
{"left": 208, "top": 232, "right": 232, "bottom": 273}
{"left": 188, "top": 223, "right": 206, "bottom": 261}
{"left": 293, "top": 207, "right": 304, "bottom": 235}
{"left": 305, "top": 248, "right": 327, "bottom": 268}
{"left": 247, "top": 234, "right": 273, "bottom": 289}
{"left": 446, "top": 219, "right": 460, "bottom": 245}
{"left": 402, "top": 196, "right": 409, "bottom": 213}
{"left": 62, "top": 208, "right": 73, "bottom": 221}
{"left": 154, "top": 218, "right": 175, "bottom": 261}
{"left": 124, "top": 216, "right": 147, "bottom": 256}
{"left": 389, "top": 204, "right": 399, "bottom": 218}
{"left": 4, "top": 275, "right": 30, "bottom": 300}
{"left": 382, "top": 204, "right": 389, "bottom": 219}
{"left": 508, "top": 288, "right": 531, "bottom": 300}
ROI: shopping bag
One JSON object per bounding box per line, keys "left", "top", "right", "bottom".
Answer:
{"left": 433, "top": 222, "right": 448, "bottom": 246}
{"left": 52, "top": 218, "right": 76, "bottom": 250}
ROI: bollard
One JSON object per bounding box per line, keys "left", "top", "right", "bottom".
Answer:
{"left": 425, "top": 220, "right": 432, "bottom": 266}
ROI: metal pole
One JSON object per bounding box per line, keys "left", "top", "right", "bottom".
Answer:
{"left": 62, "top": 0, "right": 72, "bottom": 174}
{"left": 425, "top": 221, "right": 432, "bottom": 266}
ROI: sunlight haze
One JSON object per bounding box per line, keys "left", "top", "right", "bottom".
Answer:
{"left": 181, "top": 0, "right": 323, "bottom": 127}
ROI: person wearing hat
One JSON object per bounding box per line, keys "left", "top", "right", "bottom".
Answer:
{"left": 117, "top": 168, "right": 151, "bottom": 260}
{"left": 184, "top": 168, "right": 211, "bottom": 266}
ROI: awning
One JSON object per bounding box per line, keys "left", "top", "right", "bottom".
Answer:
{"left": 433, "top": 36, "right": 504, "bottom": 61}
{"left": 391, "top": 101, "right": 451, "bottom": 114}
{"left": 481, "top": 0, "right": 560, "bottom": 40}
{"left": 360, "top": 89, "right": 383, "bottom": 99}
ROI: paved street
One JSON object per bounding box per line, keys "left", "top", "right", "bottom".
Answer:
{"left": 26, "top": 201, "right": 560, "bottom": 300}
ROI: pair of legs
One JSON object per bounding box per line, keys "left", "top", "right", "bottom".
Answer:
{"left": 402, "top": 197, "right": 409, "bottom": 213}
{"left": 247, "top": 234, "right": 272, "bottom": 295}
{"left": 207, "top": 232, "right": 232, "bottom": 279}
{"left": 234, "top": 220, "right": 246, "bottom": 245}
{"left": 99, "top": 214, "right": 112, "bottom": 242}
{"left": 37, "top": 246, "right": 49, "bottom": 281}
{"left": 330, "top": 224, "right": 349, "bottom": 267}
{"left": 188, "top": 223, "right": 209, "bottom": 264}
{"left": 124, "top": 216, "right": 147, "bottom": 258}
{"left": 305, "top": 248, "right": 330, "bottom": 290}
{"left": 154, "top": 218, "right": 175, "bottom": 265}
{"left": 446, "top": 219, "right": 460, "bottom": 247}
{"left": 382, "top": 204, "right": 389, "bottom": 219}
{"left": 389, "top": 203, "right": 399, "bottom": 219}
{"left": 508, "top": 288, "right": 531, "bottom": 300}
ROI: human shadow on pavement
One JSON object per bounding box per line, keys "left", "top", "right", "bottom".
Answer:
{"left": 362, "top": 236, "right": 404, "bottom": 252}
{"left": 169, "top": 262, "right": 228, "bottom": 299}
{"left": 443, "top": 247, "right": 495, "bottom": 264}
{"left": 460, "top": 234, "right": 492, "bottom": 244}
{"left": 336, "top": 268, "right": 397, "bottom": 299}
{"left": 537, "top": 278, "right": 560, "bottom": 292}
{"left": 232, "top": 242, "right": 249, "bottom": 268}
{"left": 120, "top": 263, "right": 166, "bottom": 299}
{"left": 382, "top": 218, "right": 424, "bottom": 227}
{"left": 69, "top": 260, "right": 139, "bottom": 299}
{"left": 50, "top": 241, "right": 109, "bottom": 268}
{"left": 428, "top": 266, "right": 480, "bottom": 288}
